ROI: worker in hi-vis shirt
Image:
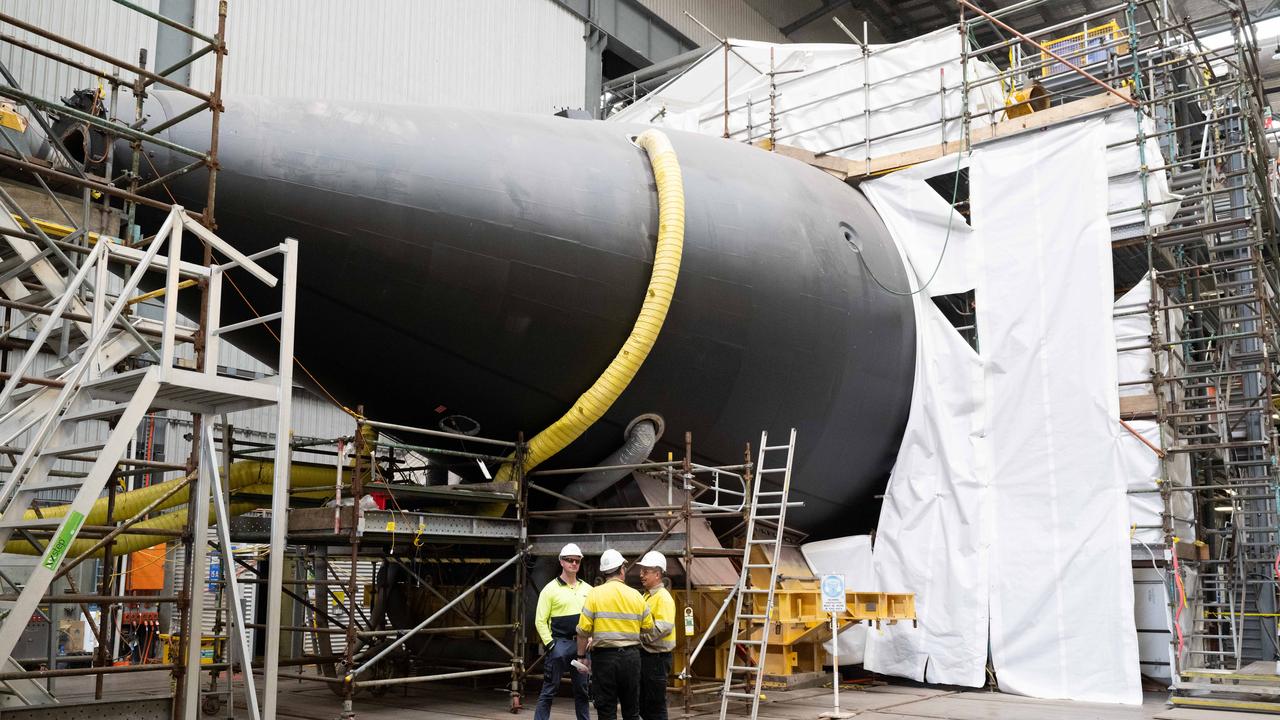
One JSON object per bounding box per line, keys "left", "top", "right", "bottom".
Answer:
{"left": 637, "top": 551, "right": 676, "bottom": 720}
{"left": 577, "top": 548, "right": 655, "bottom": 720}
{"left": 534, "top": 543, "right": 592, "bottom": 720}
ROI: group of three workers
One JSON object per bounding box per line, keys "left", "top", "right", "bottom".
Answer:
{"left": 534, "top": 543, "right": 676, "bottom": 720}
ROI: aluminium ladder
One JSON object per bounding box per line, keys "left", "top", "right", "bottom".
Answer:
{"left": 718, "top": 428, "right": 797, "bottom": 720}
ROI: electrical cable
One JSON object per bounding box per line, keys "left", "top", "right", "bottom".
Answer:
{"left": 220, "top": 269, "right": 357, "bottom": 418}
{"left": 1131, "top": 526, "right": 1168, "bottom": 587}
{"left": 1171, "top": 538, "right": 1187, "bottom": 659}
{"left": 846, "top": 148, "right": 968, "bottom": 297}
{"left": 138, "top": 150, "right": 359, "bottom": 419}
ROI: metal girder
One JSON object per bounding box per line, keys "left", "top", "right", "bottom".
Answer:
{"left": 550, "top": 0, "right": 696, "bottom": 68}
{"left": 781, "top": 0, "right": 914, "bottom": 42}
{"left": 529, "top": 532, "right": 689, "bottom": 556}
{"left": 780, "top": 0, "right": 853, "bottom": 36}
{"left": 865, "top": 0, "right": 918, "bottom": 41}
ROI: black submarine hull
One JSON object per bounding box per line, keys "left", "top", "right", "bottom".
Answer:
{"left": 145, "top": 95, "right": 916, "bottom": 537}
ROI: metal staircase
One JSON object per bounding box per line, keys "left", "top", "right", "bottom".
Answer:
{"left": 718, "top": 428, "right": 797, "bottom": 720}
{"left": 1135, "top": 17, "right": 1280, "bottom": 709}
{"left": 0, "top": 205, "right": 298, "bottom": 719}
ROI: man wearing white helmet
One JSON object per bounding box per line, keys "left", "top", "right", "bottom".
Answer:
{"left": 637, "top": 551, "right": 676, "bottom": 720}
{"left": 576, "top": 548, "right": 654, "bottom": 720}
{"left": 533, "top": 543, "right": 592, "bottom": 720}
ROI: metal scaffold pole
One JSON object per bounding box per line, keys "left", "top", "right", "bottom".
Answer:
{"left": 0, "top": 3, "right": 252, "bottom": 719}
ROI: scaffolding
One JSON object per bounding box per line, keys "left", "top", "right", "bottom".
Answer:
{"left": 0, "top": 2, "right": 300, "bottom": 720}
{"left": 213, "top": 416, "right": 796, "bottom": 718}
{"left": 1132, "top": 4, "right": 1280, "bottom": 708}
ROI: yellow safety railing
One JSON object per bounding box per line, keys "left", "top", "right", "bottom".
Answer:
{"left": 1040, "top": 20, "right": 1123, "bottom": 78}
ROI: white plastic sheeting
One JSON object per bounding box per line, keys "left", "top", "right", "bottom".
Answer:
{"left": 609, "top": 30, "right": 1004, "bottom": 161}
{"left": 1119, "top": 419, "right": 1192, "bottom": 546}
{"left": 862, "top": 297, "right": 987, "bottom": 686}
{"left": 1106, "top": 112, "right": 1182, "bottom": 236}
{"left": 1114, "top": 275, "right": 1192, "bottom": 546}
{"left": 800, "top": 535, "right": 874, "bottom": 664}
{"left": 607, "top": 32, "right": 1177, "bottom": 240}
{"left": 1114, "top": 276, "right": 1158, "bottom": 400}
{"left": 858, "top": 111, "right": 1179, "bottom": 300}
{"left": 863, "top": 119, "right": 1141, "bottom": 704}
{"left": 975, "top": 119, "right": 1140, "bottom": 703}
{"left": 860, "top": 153, "right": 974, "bottom": 297}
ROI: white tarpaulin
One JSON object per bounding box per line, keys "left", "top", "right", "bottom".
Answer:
{"left": 1119, "top": 419, "right": 1192, "bottom": 546}
{"left": 1113, "top": 275, "right": 1192, "bottom": 546}
{"left": 1105, "top": 112, "right": 1182, "bottom": 235}
{"left": 975, "top": 119, "right": 1140, "bottom": 704}
{"left": 863, "top": 119, "right": 1141, "bottom": 704}
{"left": 859, "top": 153, "right": 974, "bottom": 297}
{"left": 1114, "top": 275, "right": 1157, "bottom": 400}
{"left": 800, "top": 536, "right": 874, "bottom": 664}
{"left": 863, "top": 297, "right": 987, "bottom": 685}
{"left": 610, "top": 30, "right": 1004, "bottom": 162}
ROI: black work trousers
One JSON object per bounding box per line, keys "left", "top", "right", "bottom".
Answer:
{"left": 640, "top": 650, "right": 673, "bottom": 720}
{"left": 591, "top": 645, "right": 641, "bottom": 720}
{"left": 534, "top": 637, "right": 590, "bottom": 720}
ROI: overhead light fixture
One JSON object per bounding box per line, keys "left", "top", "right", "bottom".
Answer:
{"left": 1214, "top": 505, "right": 1235, "bottom": 512}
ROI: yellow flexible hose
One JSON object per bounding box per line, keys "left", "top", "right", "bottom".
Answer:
{"left": 8, "top": 462, "right": 347, "bottom": 556}
{"left": 22, "top": 461, "right": 343, "bottom": 525}
{"left": 495, "top": 129, "right": 685, "bottom": 482}
{"left": 3, "top": 502, "right": 259, "bottom": 558}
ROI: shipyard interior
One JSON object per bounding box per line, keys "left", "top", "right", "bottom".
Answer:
{"left": 2, "top": 0, "right": 1280, "bottom": 719}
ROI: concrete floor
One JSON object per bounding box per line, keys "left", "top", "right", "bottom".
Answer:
{"left": 34, "top": 672, "right": 1280, "bottom": 720}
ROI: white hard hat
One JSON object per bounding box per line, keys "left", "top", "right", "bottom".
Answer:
{"left": 559, "top": 543, "right": 583, "bottom": 559}
{"left": 599, "top": 548, "right": 625, "bottom": 573}
{"left": 638, "top": 550, "right": 667, "bottom": 572}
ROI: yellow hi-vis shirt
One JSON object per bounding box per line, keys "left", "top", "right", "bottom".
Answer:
{"left": 642, "top": 585, "right": 676, "bottom": 653}
{"left": 534, "top": 576, "right": 592, "bottom": 646}
{"left": 577, "top": 578, "right": 654, "bottom": 648}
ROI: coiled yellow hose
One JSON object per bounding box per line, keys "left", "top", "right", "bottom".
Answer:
{"left": 494, "top": 129, "right": 685, "bottom": 483}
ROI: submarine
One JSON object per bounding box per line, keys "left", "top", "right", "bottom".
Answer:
{"left": 135, "top": 95, "right": 916, "bottom": 537}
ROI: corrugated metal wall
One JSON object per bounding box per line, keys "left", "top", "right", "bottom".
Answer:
{"left": 187, "top": 0, "right": 588, "bottom": 113}
{"left": 0, "top": 0, "right": 159, "bottom": 110}
{"left": 158, "top": 387, "right": 356, "bottom": 470}
{"left": 5, "top": 0, "right": 588, "bottom": 116}
{"left": 637, "top": 0, "right": 784, "bottom": 44}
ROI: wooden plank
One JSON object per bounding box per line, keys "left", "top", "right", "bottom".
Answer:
{"left": 634, "top": 472, "right": 739, "bottom": 585}
{"left": 1177, "top": 540, "right": 1202, "bottom": 562}
{"left": 1171, "top": 696, "right": 1280, "bottom": 713}
{"left": 1120, "top": 393, "right": 1158, "bottom": 418}
{"left": 770, "top": 88, "right": 1134, "bottom": 181}
{"left": 1177, "top": 681, "right": 1280, "bottom": 697}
